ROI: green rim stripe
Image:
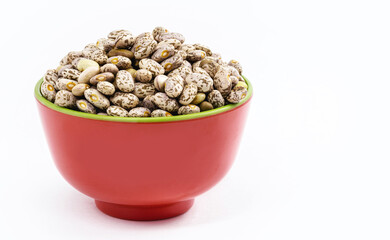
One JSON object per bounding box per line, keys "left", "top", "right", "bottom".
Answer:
{"left": 34, "top": 76, "right": 253, "bottom": 123}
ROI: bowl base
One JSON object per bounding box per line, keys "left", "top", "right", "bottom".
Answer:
{"left": 95, "top": 199, "right": 194, "bottom": 221}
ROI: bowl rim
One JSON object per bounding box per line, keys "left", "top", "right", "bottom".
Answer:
{"left": 35, "top": 76, "right": 252, "bottom": 123}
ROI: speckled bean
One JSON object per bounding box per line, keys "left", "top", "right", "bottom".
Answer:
{"left": 167, "top": 65, "right": 192, "bottom": 79}
{"left": 107, "top": 105, "right": 129, "bottom": 117}
{"left": 182, "top": 60, "right": 192, "bottom": 69}
{"left": 96, "top": 38, "right": 115, "bottom": 52}
{"left": 228, "top": 59, "right": 243, "bottom": 75}
{"left": 131, "top": 35, "right": 157, "bottom": 59}
{"left": 193, "top": 43, "right": 212, "bottom": 56}
{"left": 41, "top": 81, "right": 57, "bottom": 102}
{"left": 207, "top": 90, "right": 225, "bottom": 108}
{"left": 97, "top": 81, "right": 115, "bottom": 96}
{"left": 108, "top": 29, "right": 131, "bottom": 40}
{"left": 172, "top": 74, "right": 185, "bottom": 87}
{"left": 179, "top": 44, "right": 196, "bottom": 54}
{"left": 59, "top": 68, "right": 80, "bottom": 80}
{"left": 160, "top": 54, "right": 183, "bottom": 72}
{"left": 228, "top": 65, "right": 241, "bottom": 80}
{"left": 152, "top": 26, "right": 168, "bottom": 41}
{"left": 178, "top": 104, "right": 200, "bottom": 115}
{"left": 72, "top": 83, "right": 90, "bottom": 97}
{"left": 134, "top": 32, "right": 153, "bottom": 44}
{"left": 211, "top": 52, "right": 223, "bottom": 64}
{"left": 186, "top": 50, "right": 206, "bottom": 62}
{"left": 43, "top": 69, "right": 59, "bottom": 90}
{"left": 110, "top": 92, "right": 139, "bottom": 110}
{"left": 60, "top": 51, "right": 83, "bottom": 66}
{"left": 115, "top": 70, "right": 134, "bottom": 92}
{"left": 114, "top": 33, "right": 135, "bottom": 49}
{"left": 135, "top": 69, "right": 153, "bottom": 83}
{"left": 199, "top": 57, "right": 219, "bottom": 78}
{"left": 192, "top": 60, "right": 201, "bottom": 71}
{"left": 151, "top": 109, "right": 173, "bottom": 117}
{"left": 157, "top": 32, "right": 185, "bottom": 43}
{"left": 140, "top": 95, "right": 156, "bottom": 111}
{"left": 165, "top": 76, "right": 184, "bottom": 98}
{"left": 226, "top": 85, "right": 248, "bottom": 103}
{"left": 157, "top": 39, "right": 182, "bottom": 49}
{"left": 138, "top": 58, "right": 165, "bottom": 77}
{"left": 193, "top": 66, "right": 210, "bottom": 77}
{"left": 90, "top": 50, "right": 108, "bottom": 65}
{"left": 54, "top": 90, "right": 76, "bottom": 108}
{"left": 100, "top": 63, "right": 119, "bottom": 75}
{"left": 151, "top": 44, "right": 175, "bottom": 62}
{"left": 128, "top": 107, "right": 151, "bottom": 117}
{"left": 179, "top": 83, "right": 197, "bottom": 105}
{"left": 230, "top": 75, "right": 239, "bottom": 86}
{"left": 134, "top": 83, "right": 155, "bottom": 99}
{"left": 213, "top": 66, "right": 232, "bottom": 97}
{"left": 57, "top": 78, "right": 78, "bottom": 91}
{"left": 154, "top": 75, "right": 168, "bottom": 92}
{"left": 185, "top": 73, "right": 213, "bottom": 93}
{"left": 57, "top": 65, "right": 73, "bottom": 76}
{"left": 107, "top": 56, "right": 132, "bottom": 69}
{"left": 84, "top": 88, "right": 110, "bottom": 110}
{"left": 175, "top": 50, "right": 187, "bottom": 60}
{"left": 82, "top": 44, "right": 100, "bottom": 59}
{"left": 90, "top": 72, "right": 115, "bottom": 85}
{"left": 152, "top": 92, "right": 179, "bottom": 113}
{"left": 76, "top": 99, "right": 96, "bottom": 114}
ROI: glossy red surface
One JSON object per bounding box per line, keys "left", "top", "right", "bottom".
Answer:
{"left": 95, "top": 199, "right": 194, "bottom": 221}
{"left": 36, "top": 97, "right": 251, "bottom": 220}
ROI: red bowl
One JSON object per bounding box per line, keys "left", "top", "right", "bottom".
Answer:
{"left": 35, "top": 77, "right": 252, "bottom": 221}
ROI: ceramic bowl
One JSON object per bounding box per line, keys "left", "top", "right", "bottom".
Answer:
{"left": 35, "top": 77, "right": 252, "bottom": 220}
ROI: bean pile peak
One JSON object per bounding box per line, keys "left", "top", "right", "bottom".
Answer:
{"left": 41, "top": 27, "right": 248, "bottom": 117}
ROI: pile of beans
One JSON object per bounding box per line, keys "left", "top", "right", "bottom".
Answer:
{"left": 41, "top": 27, "right": 248, "bottom": 117}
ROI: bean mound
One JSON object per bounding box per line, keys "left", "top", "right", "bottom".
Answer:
{"left": 41, "top": 27, "right": 248, "bottom": 117}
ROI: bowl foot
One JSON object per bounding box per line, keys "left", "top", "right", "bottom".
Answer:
{"left": 95, "top": 199, "right": 194, "bottom": 221}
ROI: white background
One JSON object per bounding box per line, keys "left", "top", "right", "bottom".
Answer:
{"left": 1, "top": 0, "right": 389, "bottom": 239}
